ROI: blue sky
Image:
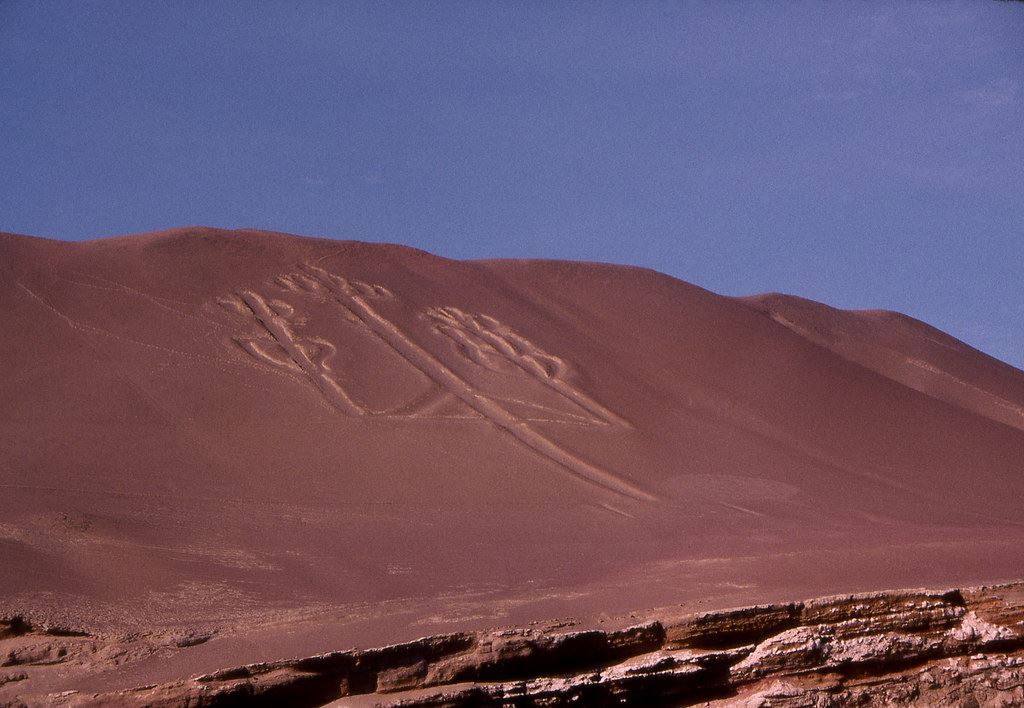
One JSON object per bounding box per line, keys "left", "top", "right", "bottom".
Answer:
{"left": 2, "top": 1, "right": 1022, "bottom": 366}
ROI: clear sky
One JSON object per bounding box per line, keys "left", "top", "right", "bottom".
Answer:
{"left": 2, "top": 2, "right": 1022, "bottom": 366}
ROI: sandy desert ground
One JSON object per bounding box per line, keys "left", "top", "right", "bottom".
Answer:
{"left": 2, "top": 227, "right": 1024, "bottom": 704}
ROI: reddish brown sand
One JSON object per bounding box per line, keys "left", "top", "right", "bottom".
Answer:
{"left": 2, "top": 227, "right": 1024, "bottom": 697}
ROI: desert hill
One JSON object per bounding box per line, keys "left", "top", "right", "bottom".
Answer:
{"left": 2, "top": 227, "right": 1023, "bottom": 700}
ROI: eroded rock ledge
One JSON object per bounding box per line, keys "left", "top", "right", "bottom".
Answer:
{"left": 23, "top": 583, "right": 1024, "bottom": 706}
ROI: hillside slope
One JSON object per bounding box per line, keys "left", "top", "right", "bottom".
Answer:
{"left": 2, "top": 227, "right": 1023, "bottom": 698}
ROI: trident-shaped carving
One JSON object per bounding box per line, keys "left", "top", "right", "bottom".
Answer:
{"left": 218, "top": 264, "right": 655, "bottom": 502}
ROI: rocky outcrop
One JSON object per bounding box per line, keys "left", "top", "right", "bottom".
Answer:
{"left": 15, "top": 583, "right": 1024, "bottom": 706}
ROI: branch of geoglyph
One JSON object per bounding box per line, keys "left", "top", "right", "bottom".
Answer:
{"left": 426, "top": 306, "right": 629, "bottom": 427}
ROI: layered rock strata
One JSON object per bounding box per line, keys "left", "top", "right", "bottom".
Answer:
{"left": 8, "top": 582, "right": 1022, "bottom": 707}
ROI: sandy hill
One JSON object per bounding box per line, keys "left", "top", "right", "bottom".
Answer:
{"left": 2, "top": 227, "right": 1023, "bottom": 699}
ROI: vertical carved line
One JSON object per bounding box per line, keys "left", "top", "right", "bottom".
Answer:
{"left": 237, "top": 290, "right": 366, "bottom": 416}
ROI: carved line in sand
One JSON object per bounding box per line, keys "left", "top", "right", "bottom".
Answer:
{"left": 220, "top": 264, "right": 654, "bottom": 502}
